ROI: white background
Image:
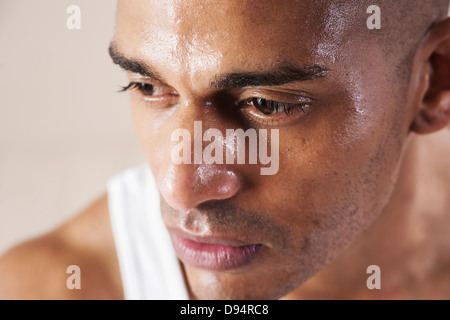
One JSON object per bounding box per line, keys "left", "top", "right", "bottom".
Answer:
{"left": 0, "top": 0, "right": 145, "bottom": 254}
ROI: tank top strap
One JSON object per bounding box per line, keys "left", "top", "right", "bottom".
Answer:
{"left": 107, "top": 163, "right": 188, "bottom": 300}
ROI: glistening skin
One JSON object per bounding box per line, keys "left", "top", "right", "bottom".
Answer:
{"left": 171, "top": 121, "right": 280, "bottom": 176}
{"left": 109, "top": 0, "right": 450, "bottom": 300}
{"left": 1, "top": 0, "right": 450, "bottom": 301}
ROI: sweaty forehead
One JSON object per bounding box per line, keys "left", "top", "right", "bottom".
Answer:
{"left": 114, "top": 0, "right": 367, "bottom": 86}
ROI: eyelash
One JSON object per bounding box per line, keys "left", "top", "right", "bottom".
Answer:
{"left": 120, "top": 82, "right": 156, "bottom": 95}
{"left": 121, "top": 82, "right": 309, "bottom": 117}
{"left": 241, "top": 98, "right": 308, "bottom": 116}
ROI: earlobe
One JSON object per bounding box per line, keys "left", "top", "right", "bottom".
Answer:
{"left": 411, "top": 18, "right": 450, "bottom": 135}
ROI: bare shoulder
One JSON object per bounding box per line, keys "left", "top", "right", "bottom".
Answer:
{"left": 0, "top": 193, "right": 123, "bottom": 300}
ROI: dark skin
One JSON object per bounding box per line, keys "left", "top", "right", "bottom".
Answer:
{"left": 1, "top": 0, "right": 450, "bottom": 299}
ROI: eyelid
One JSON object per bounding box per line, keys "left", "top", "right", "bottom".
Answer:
{"left": 126, "top": 72, "right": 172, "bottom": 89}
{"left": 239, "top": 88, "right": 314, "bottom": 105}
{"left": 122, "top": 82, "right": 178, "bottom": 104}
{"left": 127, "top": 71, "right": 178, "bottom": 93}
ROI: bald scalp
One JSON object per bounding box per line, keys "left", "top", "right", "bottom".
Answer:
{"left": 366, "top": 0, "right": 450, "bottom": 98}
{"left": 379, "top": 0, "right": 448, "bottom": 52}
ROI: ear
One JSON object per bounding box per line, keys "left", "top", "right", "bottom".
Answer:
{"left": 410, "top": 17, "right": 450, "bottom": 135}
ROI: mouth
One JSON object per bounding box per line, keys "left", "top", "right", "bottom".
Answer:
{"left": 168, "top": 228, "right": 264, "bottom": 272}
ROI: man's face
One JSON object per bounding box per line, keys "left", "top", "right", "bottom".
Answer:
{"left": 113, "top": 0, "right": 410, "bottom": 299}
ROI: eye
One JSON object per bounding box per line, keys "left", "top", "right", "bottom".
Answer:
{"left": 244, "top": 98, "right": 308, "bottom": 116}
{"left": 121, "top": 82, "right": 176, "bottom": 99}
{"left": 134, "top": 82, "right": 156, "bottom": 96}
{"left": 121, "top": 82, "right": 157, "bottom": 96}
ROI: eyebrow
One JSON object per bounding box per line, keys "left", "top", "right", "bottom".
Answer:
{"left": 109, "top": 43, "right": 163, "bottom": 82}
{"left": 209, "top": 65, "right": 328, "bottom": 89}
{"left": 109, "top": 42, "right": 328, "bottom": 89}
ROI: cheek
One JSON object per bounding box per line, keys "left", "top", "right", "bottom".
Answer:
{"left": 257, "top": 97, "right": 406, "bottom": 257}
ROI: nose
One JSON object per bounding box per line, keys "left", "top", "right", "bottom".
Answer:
{"left": 155, "top": 95, "right": 242, "bottom": 212}
{"left": 158, "top": 163, "right": 241, "bottom": 212}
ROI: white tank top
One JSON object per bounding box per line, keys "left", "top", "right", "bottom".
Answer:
{"left": 106, "top": 163, "right": 189, "bottom": 300}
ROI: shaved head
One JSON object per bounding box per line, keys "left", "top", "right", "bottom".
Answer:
{"left": 376, "top": 0, "right": 449, "bottom": 88}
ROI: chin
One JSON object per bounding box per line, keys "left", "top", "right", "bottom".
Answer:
{"left": 184, "top": 265, "right": 313, "bottom": 300}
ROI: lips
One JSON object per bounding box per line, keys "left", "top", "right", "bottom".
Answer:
{"left": 169, "top": 229, "right": 263, "bottom": 272}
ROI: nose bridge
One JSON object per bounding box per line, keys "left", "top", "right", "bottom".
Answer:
{"left": 173, "top": 21, "right": 224, "bottom": 94}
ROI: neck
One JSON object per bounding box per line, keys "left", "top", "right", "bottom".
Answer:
{"left": 284, "top": 129, "right": 450, "bottom": 299}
